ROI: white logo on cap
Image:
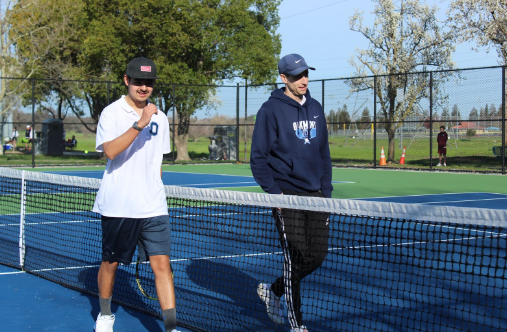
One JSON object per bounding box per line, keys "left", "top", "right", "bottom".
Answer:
{"left": 295, "top": 59, "right": 302, "bottom": 63}
{"left": 140, "top": 66, "right": 152, "bottom": 72}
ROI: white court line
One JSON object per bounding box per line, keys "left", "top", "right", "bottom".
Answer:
{"left": 0, "top": 270, "right": 26, "bottom": 275}
{"left": 5, "top": 229, "right": 505, "bottom": 274}
{"left": 163, "top": 171, "right": 254, "bottom": 179}
{"left": 0, "top": 219, "right": 99, "bottom": 227}
{"left": 423, "top": 197, "right": 507, "bottom": 205}
{"left": 182, "top": 181, "right": 257, "bottom": 186}
{"left": 360, "top": 192, "right": 507, "bottom": 199}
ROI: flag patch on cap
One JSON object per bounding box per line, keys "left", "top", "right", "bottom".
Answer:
{"left": 140, "top": 66, "right": 152, "bottom": 72}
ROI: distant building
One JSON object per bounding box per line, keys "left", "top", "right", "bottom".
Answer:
{"left": 452, "top": 122, "right": 484, "bottom": 130}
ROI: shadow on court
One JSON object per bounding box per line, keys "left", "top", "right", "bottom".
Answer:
{"left": 186, "top": 259, "right": 288, "bottom": 332}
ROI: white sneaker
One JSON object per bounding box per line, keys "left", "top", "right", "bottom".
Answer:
{"left": 257, "top": 283, "right": 285, "bottom": 324}
{"left": 95, "top": 313, "right": 115, "bottom": 332}
{"left": 444, "top": 163, "right": 447, "bottom": 166}
{"left": 436, "top": 163, "right": 442, "bottom": 167}
{"left": 290, "top": 326, "right": 309, "bottom": 332}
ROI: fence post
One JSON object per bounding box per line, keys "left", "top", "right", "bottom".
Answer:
{"left": 31, "top": 78, "right": 35, "bottom": 168}
{"left": 429, "top": 72, "right": 433, "bottom": 170}
{"left": 502, "top": 67, "right": 505, "bottom": 174}
{"left": 373, "top": 76, "right": 377, "bottom": 168}
{"left": 172, "top": 84, "right": 176, "bottom": 164}
{"left": 322, "top": 80, "right": 325, "bottom": 111}
{"left": 244, "top": 79, "right": 248, "bottom": 163}
{"left": 236, "top": 83, "right": 240, "bottom": 163}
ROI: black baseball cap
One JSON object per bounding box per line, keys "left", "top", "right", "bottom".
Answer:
{"left": 126, "top": 57, "right": 159, "bottom": 79}
{"left": 278, "top": 54, "right": 315, "bottom": 76}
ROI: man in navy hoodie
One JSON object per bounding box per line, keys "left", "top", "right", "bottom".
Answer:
{"left": 250, "top": 54, "right": 332, "bottom": 332}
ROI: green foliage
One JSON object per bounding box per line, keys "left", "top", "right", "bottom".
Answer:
{"left": 466, "top": 129, "right": 476, "bottom": 137}
{"left": 9, "top": 0, "right": 282, "bottom": 158}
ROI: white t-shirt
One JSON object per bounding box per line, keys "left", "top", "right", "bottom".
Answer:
{"left": 92, "top": 96, "right": 171, "bottom": 218}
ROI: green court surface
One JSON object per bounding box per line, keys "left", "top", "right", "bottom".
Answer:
{"left": 19, "top": 164, "right": 507, "bottom": 199}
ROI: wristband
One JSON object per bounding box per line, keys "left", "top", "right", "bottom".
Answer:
{"left": 133, "top": 121, "right": 143, "bottom": 131}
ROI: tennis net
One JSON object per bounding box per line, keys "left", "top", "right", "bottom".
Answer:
{"left": 0, "top": 167, "right": 506, "bottom": 332}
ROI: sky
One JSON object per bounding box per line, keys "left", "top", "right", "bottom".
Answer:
{"left": 277, "top": 0, "right": 500, "bottom": 80}
{"left": 194, "top": 0, "right": 501, "bottom": 118}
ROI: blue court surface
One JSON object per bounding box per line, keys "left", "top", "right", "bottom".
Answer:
{"left": 1, "top": 264, "right": 188, "bottom": 332}
{"left": 1, "top": 169, "right": 507, "bottom": 331}
{"left": 358, "top": 192, "right": 507, "bottom": 210}
{"left": 44, "top": 169, "right": 352, "bottom": 188}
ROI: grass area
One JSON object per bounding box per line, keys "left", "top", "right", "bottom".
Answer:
{"left": 65, "top": 131, "right": 97, "bottom": 152}
{"left": 0, "top": 132, "right": 505, "bottom": 172}
{"left": 0, "top": 153, "right": 106, "bottom": 166}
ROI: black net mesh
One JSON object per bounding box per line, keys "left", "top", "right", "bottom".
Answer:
{"left": 0, "top": 168, "right": 506, "bottom": 331}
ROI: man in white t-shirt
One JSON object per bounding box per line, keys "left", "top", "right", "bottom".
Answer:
{"left": 92, "top": 57, "right": 178, "bottom": 332}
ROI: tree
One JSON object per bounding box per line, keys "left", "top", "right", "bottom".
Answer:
{"left": 480, "top": 104, "right": 489, "bottom": 120}
{"left": 327, "top": 109, "right": 336, "bottom": 134}
{"left": 490, "top": 104, "right": 498, "bottom": 118}
{"left": 80, "top": 0, "right": 281, "bottom": 160}
{"left": 451, "top": 104, "right": 461, "bottom": 118}
{"left": 441, "top": 107, "right": 450, "bottom": 119}
{"left": 338, "top": 106, "right": 351, "bottom": 128}
{"left": 448, "top": 0, "right": 507, "bottom": 144}
{"left": 469, "top": 107, "right": 478, "bottom": 120}
{"left": 348, "top": 0, "right": 455, "bottom": 161}
{"left": 448, "top": 0, "right": 507, "bottom": 64}
{"left": 0, "top": 0, "right": 78, "bottom": 153}
{"left": 9, "top": 0, "right": 95, "bottom": 132}
{"left": 358, "top": 107, "right": 371, "bottom": 129}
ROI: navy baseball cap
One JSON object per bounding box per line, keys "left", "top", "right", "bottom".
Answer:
{"left": 126, "top": 57, "right": 159, "bottom": 79}
{"left": 278, "top": 54, "right": 315, "bottom": 75}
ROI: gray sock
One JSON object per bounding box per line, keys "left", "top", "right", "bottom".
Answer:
{"left": 162, "top": 308, "right": 177, "bottom": 332}
{"left": 99, "top": 296, "right": 112, "bottom": 316}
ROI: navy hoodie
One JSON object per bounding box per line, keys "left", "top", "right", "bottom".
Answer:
{"left": 250, "top": 88, "right": 333, "bottom": 198}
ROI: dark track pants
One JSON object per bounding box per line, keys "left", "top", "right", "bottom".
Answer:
{"left": 270, "top": 189, "right": 330, "bottom": 329}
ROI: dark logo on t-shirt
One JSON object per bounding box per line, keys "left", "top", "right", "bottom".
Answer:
{"left": 150, "top": 122, "right": 158, "bottom": 136}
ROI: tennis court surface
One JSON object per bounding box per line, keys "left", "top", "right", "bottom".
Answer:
{"left": 0, "top": 167, "right": 506, "bottom": 331}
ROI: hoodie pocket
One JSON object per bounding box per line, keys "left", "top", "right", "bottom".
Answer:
{"left": 290, "top": 157, "right": 323, "bottom": 185}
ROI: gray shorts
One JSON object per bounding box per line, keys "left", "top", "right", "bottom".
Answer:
{"left": 101, "top": 215, "right": 171, "bottom": 264}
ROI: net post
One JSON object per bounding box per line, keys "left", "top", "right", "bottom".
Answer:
{"left": 18, "top": 170, "right": 26, "bottom": 269}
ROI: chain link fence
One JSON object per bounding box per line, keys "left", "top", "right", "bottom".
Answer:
{"left": 1, "top": 66, "right": 505, "bottom": 173}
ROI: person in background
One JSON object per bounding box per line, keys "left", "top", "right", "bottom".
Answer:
{"left": 11, "top": 127, "right": 18, "bottom": 149}
{"left": 437, "top": 125, "right": 448, "bottom": 167}
{"left": 250, "top": 53, "right": 332, "bottom": 332}
{"left": 24, "top": 125, "right": 31, "bottom": 150}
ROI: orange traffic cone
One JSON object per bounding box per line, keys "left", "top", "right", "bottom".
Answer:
{"left": 399, "top": 146, "right": 406, "bottom": 165}
{"left": 379, "top": 147, "right": 387, "bottom": 166}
